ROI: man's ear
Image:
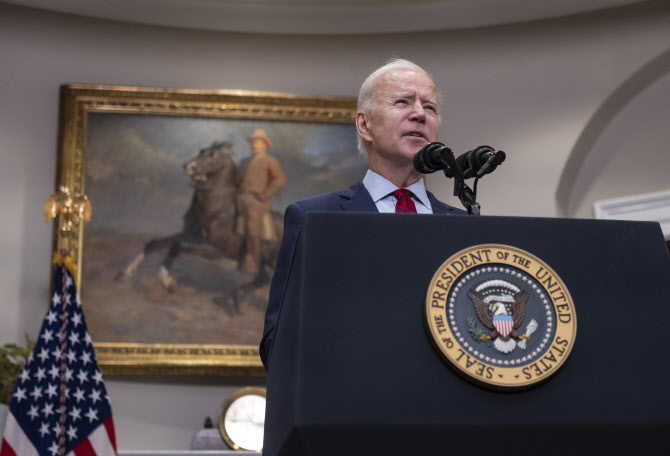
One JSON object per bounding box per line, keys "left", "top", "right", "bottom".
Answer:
{"left": 356, "top": 111, "right": 372, "bottom": 142}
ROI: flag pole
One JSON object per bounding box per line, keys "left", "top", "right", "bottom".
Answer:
{"left": 45, "top": 186, "right": 92, "bottom": 456}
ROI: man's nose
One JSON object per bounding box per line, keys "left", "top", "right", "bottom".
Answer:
{"left": 409, "top": 100, "right": 426, "bottom": 122}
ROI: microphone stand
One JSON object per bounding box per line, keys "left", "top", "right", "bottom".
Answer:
{"left": 449, "top": 149, "right": 507, "bottom": 215}
{"left": 436, "top": 147, "right": 481, "bottom": 216}
{"left": 452, "top": 175, "right": 480, "bottom": 216}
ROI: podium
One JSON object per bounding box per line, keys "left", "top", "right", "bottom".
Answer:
{"left": 264, "top": 213, "right": 670, "bottom": 455}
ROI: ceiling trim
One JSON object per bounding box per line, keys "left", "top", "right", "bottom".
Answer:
{"left": 2, "top": 0, "right": 645, "bottom": 35}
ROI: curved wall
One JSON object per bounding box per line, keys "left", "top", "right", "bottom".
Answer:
{"left": 557, "top": 48, "right": 670, "bottom": 217}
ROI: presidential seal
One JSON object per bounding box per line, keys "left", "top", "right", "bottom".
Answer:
{"left": 425, "top": 244, "right": 577, "bottom": 390}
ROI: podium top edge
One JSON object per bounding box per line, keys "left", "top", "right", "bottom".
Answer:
{"left": 302, "top": 211, "right": 662, "bottom": 228}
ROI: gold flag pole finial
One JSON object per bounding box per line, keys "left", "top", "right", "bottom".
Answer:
{"left": 45, "top": 186, "right": 92, "bottom": 281}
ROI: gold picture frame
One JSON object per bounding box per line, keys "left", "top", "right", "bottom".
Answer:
{"left": 54, "top": 84, "right": 362, "bottom": 375}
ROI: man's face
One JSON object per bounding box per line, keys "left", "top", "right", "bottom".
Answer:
{"left": 359, "top": 69, "right": 440, "bottom": 167}
{"left": 251, "top": 138, "right": 268, "bottom": 155}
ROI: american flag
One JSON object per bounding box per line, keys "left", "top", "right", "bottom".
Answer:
{"left": 1, "top": 261, "right": 117, "bottom": 456}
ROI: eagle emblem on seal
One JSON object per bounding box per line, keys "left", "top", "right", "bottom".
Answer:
{"left": 468, "top": 280, "right": 538, "bottom": 354}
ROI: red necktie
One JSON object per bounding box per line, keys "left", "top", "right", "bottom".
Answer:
{"left": 393, "top": 189, "right": 417, "bottom": 214}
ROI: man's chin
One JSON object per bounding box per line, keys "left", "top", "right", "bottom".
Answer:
{"left": 403, "top": 136, "right": 432, "bottom": 151}
{"left": 403, "top": 143, "right": 429, "bottom": 161}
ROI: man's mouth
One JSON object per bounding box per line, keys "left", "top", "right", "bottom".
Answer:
{"left": 405, "top": 132, "right": 426, "bottom": 139}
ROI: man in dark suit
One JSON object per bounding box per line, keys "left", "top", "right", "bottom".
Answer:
{"left": 260, "top": 58, "right": 465, "bottom": 369}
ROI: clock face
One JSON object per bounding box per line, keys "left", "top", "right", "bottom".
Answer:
{"left": 219, "top": 388, "right": 266, "bottom": 451}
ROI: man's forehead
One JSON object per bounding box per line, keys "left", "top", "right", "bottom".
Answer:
{"left": 378, "top": 69, "right": 437, "bottom": 97}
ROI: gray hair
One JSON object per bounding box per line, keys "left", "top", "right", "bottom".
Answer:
{"left": 356, "top": 58, "right": 437, "bottom": 155}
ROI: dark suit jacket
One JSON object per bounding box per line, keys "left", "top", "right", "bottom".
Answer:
{"left": 259, "top": 182, "right": 465, "bottom": 369}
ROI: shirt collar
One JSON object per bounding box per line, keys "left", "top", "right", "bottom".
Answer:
{"left": 362, "top": 169, "right": 432, "bottom": 210}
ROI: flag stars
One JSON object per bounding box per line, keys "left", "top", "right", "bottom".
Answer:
{"left": 51, "top": 347, "right": 62, "bottom": 361}
{"left": 68, "top": 331, "right": 80, "bottom": 346}
{"left": 27, "top": 405, "right": 40, "bottom": 421}
{"left": 66, "top": 425, "right": 78, "bottom": 441}
{"left": 85, "top": 407, "right": 99, "bottom": 424}
{"left": 19, "top": 369, "right": 30, "bottom": 383}
{"left": 69, "top": 406, "right": 82, "bottom": 422}
{"left": 16, "top": 267, "right": 115, "bottom": 455}
{"left": 72, "top": 312, "right": 83, "bottom": 327}
{"left": 48, "top": 365, "right": 60, "bottom": 381}
{"left": 89, "top": 389, "right": 102, "bottom": 404}
{"left": 46, "top": 310, "right": 58, "bottom": 325}
{"left": 73, "top": 388, "right": 86, "bottom": 403}
{"left": 34, "top": 367, "right": 47, "bottom": 382}
{"left": 41, "top": 402, "right": 54, "bottom": 418}
{"left": 92, "top": 370, "right": 104, "bottom": 385}
{"left": 39, "top": 422, "right": 51, "bottom": 438}
{"left": 81, "top": 351, "right": 92, "bottom": 366}
{"left": 37, "top": 348, "right": 50, "bottom": 363}
{"left": 77, "top": 369, "right": 89, "bottom": 385}
{"left": 13, "top": 387, "right": 27, "bottom": 403}
{"left": 45, "top": 383, "right": 59, "bottom": 399}
{"left": 47, "top": 441, "right": 59, "bottom": 456}
{"left": 29, "top": 386, "right": 43, "bottom": 401}
{"left": 41, "top": 329, "right": 54, "bottom": 343}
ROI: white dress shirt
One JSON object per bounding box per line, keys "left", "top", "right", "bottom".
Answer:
{"left": 361, "top": 169, "right": 433, "bottom": 214}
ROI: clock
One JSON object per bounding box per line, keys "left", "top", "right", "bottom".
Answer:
{"left": 218, "top": 387, "right": 266, "bottom": 452}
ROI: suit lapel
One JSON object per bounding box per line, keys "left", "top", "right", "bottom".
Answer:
{"left": 427, "top": 191, "right": 462, "bottom": 215}
{"left": 338, "top": 182, "right": 378, "bottom": 212}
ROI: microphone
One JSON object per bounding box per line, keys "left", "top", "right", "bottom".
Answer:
{"left": 413, "top": 142, "right": 463, "bottom": 178}
{"left": 456, "top": 146, "right": 506, "bottom": 179}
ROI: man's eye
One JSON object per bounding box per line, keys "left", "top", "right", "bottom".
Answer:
{"left": 395, "top": 99, "right": 408, "bottom": 104}
{"left": 425, "top": 105, "right": 437, "bottom": 112}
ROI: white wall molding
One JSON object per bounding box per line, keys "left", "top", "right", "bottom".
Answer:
{"left": 594, "top": 189, "right": 670, "bottom": 239}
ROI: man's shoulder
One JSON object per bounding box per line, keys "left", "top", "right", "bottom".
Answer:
{"left": 292, "top": 182, "right": 363, "bottom": 210}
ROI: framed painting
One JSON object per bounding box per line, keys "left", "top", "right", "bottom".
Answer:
{"left": 53, "top": 84, "right": 367, "bottom": 375}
